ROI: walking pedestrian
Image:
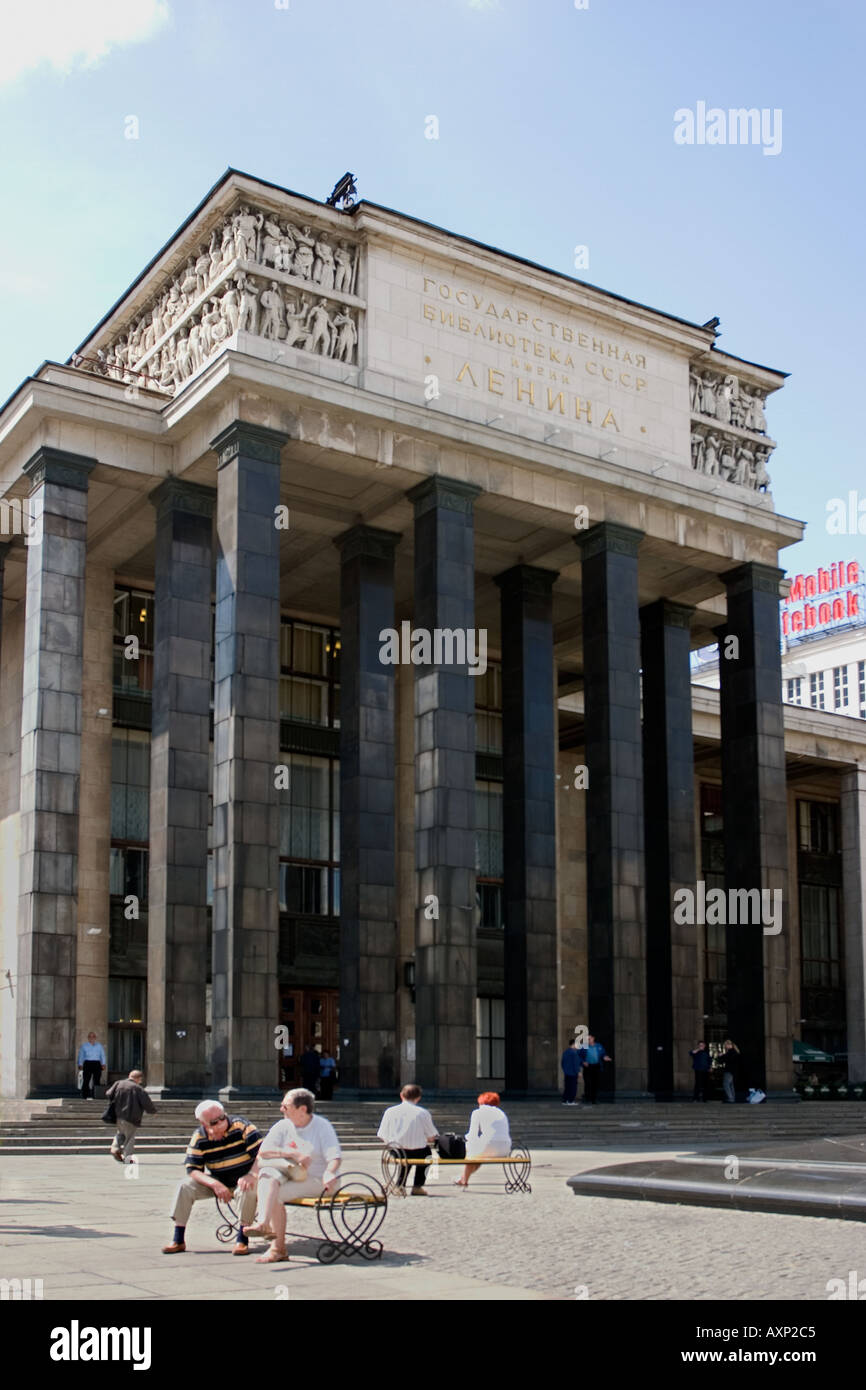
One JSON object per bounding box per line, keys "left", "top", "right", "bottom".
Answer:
{"left": 77, "top": 1032, "right": 106, "bottom": 1099}
{"left": 720, "top": 1040, "right": 741, "bottom": 1102}
{"left": 104, "top": 1069, "right": 156, "bottom": 1163}
{"left": 580, "top": 1035, "right": 612, "bottom": 1105}
{"left": 689, "top": 1041, "right": 712, "bottom": 1101}
{"left": 561, "top": 1037, "right": 583, "bottom": 1105}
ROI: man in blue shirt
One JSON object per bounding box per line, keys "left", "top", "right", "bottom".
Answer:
{"left": 561, "top": 1039, "right": 583, "bottom": 1105}
{"left": 76, "top": 1032, "right": 106, "bottom": 1099}
{"left": 579, "top": 1035, "right": 612, "bottom": 1105}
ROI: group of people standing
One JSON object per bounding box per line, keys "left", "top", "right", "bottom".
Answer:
{"left": 690, "top": 1040, "right": 746, "bottom": 1102}
{"left": 560, "top": 1035, "right": 613, "bottom": 1105}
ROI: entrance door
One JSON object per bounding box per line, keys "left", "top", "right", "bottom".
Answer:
{"left": 277, "top": 987, "right": 339, "bottom": 1089}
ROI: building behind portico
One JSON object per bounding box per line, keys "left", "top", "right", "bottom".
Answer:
{"left": 1, "top": 168, "right": 864, "bottom": 1100}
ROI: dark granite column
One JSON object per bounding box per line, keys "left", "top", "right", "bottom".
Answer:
{"left": 575, "top": 521, "right": 646, "bottom": 1095}
{"left": 640, "top": 599, "right": 698, "bottom": 1097}
{"left": 210, "top": 422, "right": 286, "bottom": 1096}
{"left": 334, "top": 525, "right": 401, "bottom": 1090}
{"left": 494, "top": 565, "right": 558, "bottom": 1092}
{"left": 407, "top": 476, "right": 480, "bottom": 1091}
{"left": 717, "top": 563, "right": 788, "bottom": 1093}
{"left": 17, "top": 448, "right": 95, "bottom": 1096}
{"left": 146, "top": 478, "right": 216, "bottom": 1093}
{"left": 841, "top": 767, "right": 866, "bottom": 1085}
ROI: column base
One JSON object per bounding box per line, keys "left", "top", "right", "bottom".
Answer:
{"left": 216, "top": 1086, "right": 281, "bottom": 1101}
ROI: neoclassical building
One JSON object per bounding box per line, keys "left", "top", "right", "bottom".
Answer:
{"left": 1, "top": 168, "right": 864, "bottom": 1099}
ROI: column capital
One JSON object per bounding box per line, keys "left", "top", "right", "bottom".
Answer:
{"left": 334, "top": 524, "right": 402, "bottom": 564}
{"left": 149, "top": 477, "right": 217, "bottom": 520}
{"left": 406, "top": 475, "right": 481, "bottom": 518}
{"left": 494, "top": 563, "right": 558, "bottom": 598}
{"left": 23, "top": 447, "right": 97, "bottom": 493}
{"left": 210, "top": 421, "right": 288, "bottom": 468}
{"left": 639, "top": 598, "right": 695, "bottom": 631}
{"left": 722, "top": 561, "right": 785, "bottom": 599}
{"left": 575, "top": 520, "right": 643, "bottom": 561}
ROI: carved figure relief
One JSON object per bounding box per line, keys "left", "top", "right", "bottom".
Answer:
{"left": 72, "top": 199, "right": 362, "bottom": 395}
{"left": 688, "top": 364, "right": 774, "bottom": 491}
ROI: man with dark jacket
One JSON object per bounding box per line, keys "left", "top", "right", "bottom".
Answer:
{"left": 300, "top": 1044, "right": 321, "bottom": 1094}
{"left": 104, "top": 1069, "right": 157, "bottom": 1164}
{"left": 689, "top": 1041, "right": 712, "bottom": 1101}
{"left": 561, "top": 1039, "right": 583, "bottom": 1105}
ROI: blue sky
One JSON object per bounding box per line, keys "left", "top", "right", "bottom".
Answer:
{"left": 1, "top": 0, "right": 863, "bottom": 579}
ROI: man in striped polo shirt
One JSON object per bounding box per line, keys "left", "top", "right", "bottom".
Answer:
{"left": 162, "top": 1101, "right": 262, "bottom": 1255}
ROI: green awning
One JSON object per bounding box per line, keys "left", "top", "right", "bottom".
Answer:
{"left": 793, "top": 1039, "right": 834, "bottom": 1063}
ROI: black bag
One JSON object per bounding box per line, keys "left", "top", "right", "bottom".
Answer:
{"left": 436, "top": 1132, "right": 466, "bottom": 1160}
{"left": 101, "top": 1101, "right": 117, "bottom": 1125}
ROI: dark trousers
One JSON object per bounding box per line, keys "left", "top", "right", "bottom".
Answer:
{"left": 396, "top": 1145, "right": 431, "bottom": 1189}
{"left": 320, "top": 1074, "right": 334, "bottom": 1100}
{"left": 562, "top": 1073, "right": 579, "bottom": 1103}
{"left": 583, "top": 1064, "right": 601, "bottom": 1104}
{"left": 692, "top": 1071, "right": 711, "bottom": 1101}
{"left": 80, "top": 1062, "right": 101, "bottom": 1098}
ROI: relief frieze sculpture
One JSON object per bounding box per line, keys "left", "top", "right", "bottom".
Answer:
{"left": 71, "top": 202, "right": 361, "bottom": 395}
{"left": 688, "top": 365, "right": 774, "bottom": 492}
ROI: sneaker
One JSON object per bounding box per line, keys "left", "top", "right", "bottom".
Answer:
{"left": 566, "top": 1102, "right": 576, "bottom": 1106}
{"left": 411, "top": 1188, "right": 429, "bottom": 1196}
{"left": 162, "top": 1242, "right": 186, "bottom": 1254}
{"left": 109, "top": 1149, "right": 123, "bottom": 1163}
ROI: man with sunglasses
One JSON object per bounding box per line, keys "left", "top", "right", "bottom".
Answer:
{"left": 162, "top": 1101, "right": 262, "bottom": 1255}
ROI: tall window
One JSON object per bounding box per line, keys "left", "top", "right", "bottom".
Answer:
{"left": 800, "top": 884, "right": 842, "bottom": 989}
{"left": 476, "top": 997, "right": 505, "bottom": 1078}
{"left": 475, "top": 779, "right": 504, "bottom": 930}
{"left": 108, "top": 978, "right": 146, "bottom": 1073}
{"left": 699, "top": 783, "right": 725, "bottom": 983}
{"left": 859, "top": 661, "right": 866, "bottom": 718}
{"left": 110, "top": 730, "right": 151, "bottom": 901}
{"left": 280, "top": 620, "right": 340, "bottom": 727}
{"left": 809, "top": 671, "right": 825, "bottom": 709}
{"left": 798, "top": 799, "right": 839, "bottom": 855}
{"left": 279, "top": 754, "right": 340, "bottom": 915}
{"left": 797, "top": 798, "right": 845, "bottom": 1057}
{"left": 113, "top": 589, "right": 154, "bottom": 695}
{"left": 785, "top": 677, "right": 803, "bottom": 705}
{"left": 833, "top": 665, "right": 848, "bottom": 711}
{"left": 475, "top": 663, "right": 502, "bottom": 753}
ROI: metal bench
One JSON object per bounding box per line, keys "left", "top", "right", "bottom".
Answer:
{"left": 381, "top": 1143, "right": 532, "bottom": 1195}
{"left": 215, "top": 1170, "right": 388, "bottom": 1263}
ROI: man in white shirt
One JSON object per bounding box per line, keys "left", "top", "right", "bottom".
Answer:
{"left": 377, "top": 1084, "right": 438, "bottom": 1195}
{"left": 245, "top": 1088, "right": 342, "bottom": 1263}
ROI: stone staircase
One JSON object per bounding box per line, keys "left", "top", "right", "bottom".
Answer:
{"left": 1, "top": 1097, "right": 865, "bottom": 1155}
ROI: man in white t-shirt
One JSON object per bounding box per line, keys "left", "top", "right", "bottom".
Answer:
{"left": 377, "top": 1084, "right": 438, "bottom": 1195}
{"left": 245, "top": 1088, "right": 341, "bottom": 1263}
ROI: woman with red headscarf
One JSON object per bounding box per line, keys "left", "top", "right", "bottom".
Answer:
{"left": 454, "top": 1092, "right": 511, "bottom": 1188}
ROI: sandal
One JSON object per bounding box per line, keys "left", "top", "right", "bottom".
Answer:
{"left": 255, "top": 1247, "right": 288, "bottom": 1263}
{"left": 243, "top": 1222, "right": 275, "bottom": 1238}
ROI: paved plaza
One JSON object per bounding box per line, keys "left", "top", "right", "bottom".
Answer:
{"left": 1, "top": 1146, "right": 862, "bottom": 1302}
